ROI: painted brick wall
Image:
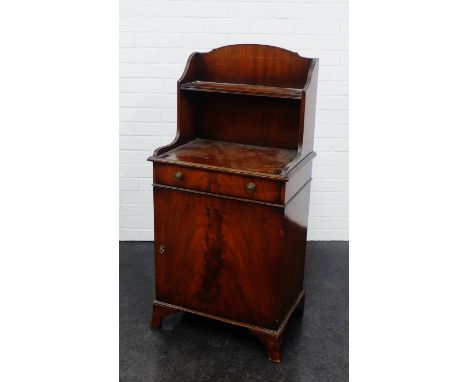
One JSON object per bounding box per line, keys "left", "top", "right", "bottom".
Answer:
{"left": 120, "top": 0, "right": 348, "bottom": 241}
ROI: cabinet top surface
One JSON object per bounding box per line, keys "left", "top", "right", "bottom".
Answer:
{"left": 151, "top": 139, "right": 298, "bottom": 178}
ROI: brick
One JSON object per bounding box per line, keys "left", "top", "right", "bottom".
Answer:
{"left": 314, "top": 124, "right": 348, "bottom": 138}
{"left": 119, "top": 178, "right": 138, "bottom": 191}
{"left": 316, "top": 110, "right": 348, "bottom": 124}
{"left": 299, "top": 50, "right": 341, "bottom": 65}
{"left": 317, "top": 81, "right": 349, "bottom": 96}
{"left": 135, "top": 33, "right": 184, "bottom": 48}
{"left": 137, "top": 229, "right": 154, "bottom": 241}
{"left": 274, "top": 4, "right": 348, "bottom": 20}
{"left": 120, "top": 204, "right": 153, "bottom": 217}
{"left": 313, "top": 152, "right": 349, "bottom": 166}
{"left": 120, "top": 63, "right": 183, "bottom": 79}
{"left": 317, "top": 95, "right": 348, "bottom": 110}
{"left": 181, "top": 34, "right": 230, "bottom": 49}
{"left": 120, "top": 135, "right": 161, "bottom": 151}
{"left": 204, "top": 18, "right": 251, "bottom": 33}
{"left": 119, "top": 33, "right": 135, "bottom": 48}
{"left": 308, "top": 229, "right": 348, "bottom": 241}
{"left": 295, "top": 20, "right": 341, "bottom": 34}
{"left": 119, "top": 229, "right": 139, "bottom": 241}
{"left": 119, "top": 150, "right": 151, "bottom": 165}
{"left": 156, "top": 18, "right": 206, "bottom": 33}
{"left": 119, "top": 17, "right": 159, "bottom": 32}
{"left": 120, "top": 122, "right": 176, "bottom": 136}
{"left": 120, "top": 94, "right": 139, "bottom": 108}
{"left": 120, "top": 78, "right": 163, "bottom": 93}
{"left": 120, "top": 165, "right": 152, "bottom": 179}
{"left": 120, "top": 108, "right": 161, "bottom": 122}
{"left": 312, "top": 165, "right": 348, "bottom": 179}
{"left": 319, "top": 66, "right": 348, "bottom": 81}
{"left": 340, "top": 51, "right": 349, "bottom": 66}
{"left": 120, "top": 190, "right": 153, "bottom": 204}
{"left": 120, "top": 48, "right": 160, "bottom": 63}
{"left": 139, "top": 94, "right": 176, "bottom": 108}
{"left": 120, "top": 2, "right": 137, "bottom": 17}
{"left": 308, "top": 217, "right": 349, "bottom": 229}
{"left": 310, "top": 179, "right": 348, "bottom": 192}
{"left": 161, "top": 109, "right": 176, "bottom": 122}
{"left": 138, "top": 179, "right": 154, "bottom": 190}
{"left": 136, "top": 2, "right": 182, "bottom": 17}
{"left": 121, "top": 216, "right": 153, "bottom": 229}
{"left": 309, "top": 204, "right": 348, "bottom": 217}
{"left": 314, "top": 138, "right": 348, "bottom": 151}
{"left": 316, "top": 35, "right": 348, "bottom": 50}
{"left": 310, "top": 192, "right": 348, "bottom": 205}
{"left": 157, "top": 48, "right": 194, "bottom": 64}
{"left": 248, "top": 19, "right": 296, "bottom": 34}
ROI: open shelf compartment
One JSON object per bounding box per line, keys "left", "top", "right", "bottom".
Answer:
{"left": 149, "top": 45, "right": 319, "bottom": 167}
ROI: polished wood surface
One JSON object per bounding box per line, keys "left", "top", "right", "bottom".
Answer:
{"left": 154, "top": 187, "right": 283, "bottom": 329}
{"left": 154, "top": 163, "right": 282, "bottom": 204}
{"left": 187, "top": 44, "right": 311, "bottom": 88}
{"left": 279, "top": 182, "right": 311, "bottom": 322}
{"left": 154, "top": 138, "right": 297, "bottom": 177}
{"left": 192, "top": 92, "right": 301, "bottom": 150}
{"left": 149, "top": 45, "right": 319, "bottom": 362}
{"left": 180, "top": 81, "right": 302, "bottom": 99}
{"left": 300, "top": 58, "right": 319, "bottom": 155}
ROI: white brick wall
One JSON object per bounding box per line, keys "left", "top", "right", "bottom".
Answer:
{"left": 120, "top": 0, "right": 348, "bottom": 241}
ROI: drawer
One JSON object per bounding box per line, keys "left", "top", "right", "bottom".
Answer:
{"left": 153, "top": 163, "right": 283, "bottom": 204}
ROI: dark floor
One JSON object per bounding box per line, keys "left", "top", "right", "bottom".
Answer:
{"left": 120, "top": 241, "right": 348, "bottom": 382}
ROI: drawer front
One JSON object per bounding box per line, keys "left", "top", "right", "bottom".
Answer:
{"left": 154, "top": 164, "right": 283, "bottom": 204}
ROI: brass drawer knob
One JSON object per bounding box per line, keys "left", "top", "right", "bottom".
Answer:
{"left": 174, "top": 171, "right": 183, "bottom": 181}
{"left": 159, "top": 244, "right": 166, "bottom": 254}
{"left": 245, "top": 182, "right": 256, "bottom": 193}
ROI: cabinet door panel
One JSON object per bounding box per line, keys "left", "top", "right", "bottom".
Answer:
{"left": 154, "top": 187, "right": 283, "bottom": 329}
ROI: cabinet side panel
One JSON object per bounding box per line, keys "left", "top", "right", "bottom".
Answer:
{"left": 300, "top": 59, "right": 319, "bottom": 156}
{"left": 284, "top": 157, "right": 313, "bottom": 203}
{"left": 154, "top": 187, "right": 283, "bottom": 329}
{"left": 150, "top": 90, "right": 197, "bottom": 157}
{"left": 279, "top": 181, "right": 311, "bottom": 321}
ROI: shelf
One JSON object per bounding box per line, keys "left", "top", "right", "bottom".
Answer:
{"left": 153, "top": 139, "right": 299, "bottom": 178}
{"left": 180, "top": 81, "right": 303, "bottom": 99}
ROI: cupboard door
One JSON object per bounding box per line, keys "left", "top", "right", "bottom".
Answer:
{"left": 154, "top": 186, "right": 283, "bottom": 329}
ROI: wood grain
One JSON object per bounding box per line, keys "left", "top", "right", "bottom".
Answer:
{"left": 154, "top": 162, "right": 283, "bottom": 204}
{"left": 180, "top": 81, "right": 302, "bottom": 99}
{"left": 190, "top": 44, "right": 312, "bottom": 88}
{"left": 154, "top": 138, "right": 297, "bottom": 177}
{"left": 154, "top": 187, "right": 283, "bottom": 329}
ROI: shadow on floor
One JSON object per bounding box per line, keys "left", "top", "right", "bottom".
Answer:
{"left": 120, "top": 241, "right": 348, "bottom": 382}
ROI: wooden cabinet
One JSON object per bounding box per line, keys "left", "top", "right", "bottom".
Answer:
{"left": 148, "top": 44, "right": 319, "bottom": 362}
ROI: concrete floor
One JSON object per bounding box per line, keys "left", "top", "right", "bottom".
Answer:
{"left": 120, "top": 241, "right": 348, "bottom": 382}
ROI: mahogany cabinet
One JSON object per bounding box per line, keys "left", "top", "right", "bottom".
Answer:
{"left": 148, "top": 44, "right": 319, "bottom": 362}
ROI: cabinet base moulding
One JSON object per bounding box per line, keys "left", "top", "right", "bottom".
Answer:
{"left": 150, "top": 291, "right": 305, "bottom": 363}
